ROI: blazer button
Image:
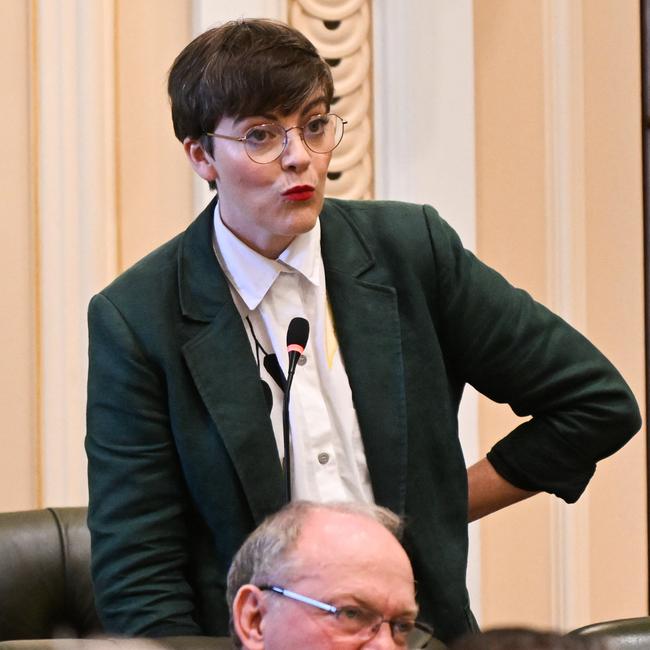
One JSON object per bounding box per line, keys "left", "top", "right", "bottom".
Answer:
{"left": 317, "top": 452, "right": 330, "bottom": 465}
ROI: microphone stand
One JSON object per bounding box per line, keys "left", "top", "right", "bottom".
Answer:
{"left": 282, "top": 317, "right": 309, "bottom": 502}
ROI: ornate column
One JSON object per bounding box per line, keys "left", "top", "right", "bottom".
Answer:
{"left": 290, "top": 0, "right": 374, "bottom": 199}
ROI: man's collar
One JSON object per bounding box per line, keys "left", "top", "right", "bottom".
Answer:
{"left": 213, "top": 201, "right": 321, "bottom": 311}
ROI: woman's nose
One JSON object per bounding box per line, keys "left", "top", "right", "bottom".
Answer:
{"left": 280, "top": 128, "right": 311, "bottom": 169}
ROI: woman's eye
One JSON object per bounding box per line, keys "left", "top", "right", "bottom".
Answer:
{"left": 246, "top": 126, "right": 281, "bottom": 145}
{"left": 247, "top": 128, "right": 271, "bottom": 143}
{"left": 306, "top": 117, "right": 328, "bottom": 135}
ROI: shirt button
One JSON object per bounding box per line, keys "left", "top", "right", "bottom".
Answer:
{"left": 298, "top": 355, "right": 307, "bottom": 366}
{"left": 317, "top": 452, "right": 330, "bottom": 465}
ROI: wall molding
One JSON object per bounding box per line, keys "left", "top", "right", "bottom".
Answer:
{"left": 542, "top": 0, "right": 590, "bottom": 630}
{"left": 37, "top": 0, "right": 118, "bottom": 506}
{"left": 290, "top": 0, "right": 373, "bottom": 199}
{"left": 373, "top": 0, "right": 480, "bottom": 617}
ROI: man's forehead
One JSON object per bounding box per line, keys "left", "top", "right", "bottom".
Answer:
{"left": 281, "top": 509, "right": 418, "bottom": 616}
{"left": 290, "top": 509, "right": 413, "bottom": 579}
{"left": 297, "top": 508, "right": 378, "bottom": 547}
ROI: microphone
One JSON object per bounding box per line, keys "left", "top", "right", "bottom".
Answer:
{"left": 286, "top": 317, "right": 309, "bottom": 383}
{"left": 282, "top": 317, "right": 309, "bottom": 502}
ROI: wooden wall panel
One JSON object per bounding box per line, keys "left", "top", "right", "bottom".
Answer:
{"left": 582, "top": 0, "right": 647, "bottom": 621}
{"left": 0, "top": 0, "right": 38, "bottom": 510}
{"left": 475, "top": 0, "right": 646, "bottom": 629}
{"left": 116, "top": 0, "right": 193, "bottom": 271}
{"left": 474, "top": 0, "right": 553, "bottom": 627}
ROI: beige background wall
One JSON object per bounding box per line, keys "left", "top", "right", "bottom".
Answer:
{"left": 0, "top": 0, "right": 194, "bottom": 509}
{"left": 1, "top": 1, "right": 37, "bottom": 510}
{"left": 0, "top": 0, "right": 645, "bottom": 632}
{"left": 475, "top": 0, "right": 646, "bottom": 629}
{"left": 116, "top": 0, "right": 194, "bottom": 269}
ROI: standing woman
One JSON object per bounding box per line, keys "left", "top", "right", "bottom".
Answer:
{"left": 86, "top": 18, "right": 640, "bottom": 643}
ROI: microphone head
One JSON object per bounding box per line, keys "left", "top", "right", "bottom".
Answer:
{"left": 286, "top": 317, "right": 309, "bottom": 352}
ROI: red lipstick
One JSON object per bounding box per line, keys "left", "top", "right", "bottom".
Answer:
{"left": 283, "top": 185, "right": 315, "bottom": 202}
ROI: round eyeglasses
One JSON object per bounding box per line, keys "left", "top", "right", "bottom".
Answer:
{"left": 205, "top": 113, "right": 347, "bottom": 164}
{"left": 259, "top": 585, "right": 435, "bottom": 648}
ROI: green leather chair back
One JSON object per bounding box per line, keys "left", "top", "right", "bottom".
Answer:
{"left": 0, "top": 507, "right": 102, "bottom": 640}
{"left": 571, "top": 616, "right": 650, "bottom": 649}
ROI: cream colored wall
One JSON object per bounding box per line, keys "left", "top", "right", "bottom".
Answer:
{"left": 116, "top": 0, "right": 193, "bottom": 270}
{"left": 475, "top": 0, "right": 647, "bottom": 629}
{"left": 0, "top": 0, "right": 193, "bottom": 510}
{"left": 582, "top": 0, "right": 646, "bottom": 622}
{"left": 0, "top": 0, "right": 646, "bottom": 630}
{"left": 474, "top": 2, "right": 553, "bottom": 625}
{"left": 0, "top": 1, "right": 38, "bottom": 510}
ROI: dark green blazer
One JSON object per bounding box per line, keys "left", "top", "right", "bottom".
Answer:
{"left": 86, "top": 198, "right": 640, "bottom": 643}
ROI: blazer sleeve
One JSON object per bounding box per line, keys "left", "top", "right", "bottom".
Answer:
{"left": 423, "top": 205, "right": 641, "bottom": 502}
{"left": 85, "top": 292, "right": 201, "bottom": 636}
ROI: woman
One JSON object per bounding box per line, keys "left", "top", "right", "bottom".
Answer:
{"left": 86, "top": 18, "right": 640, "bottom": 643}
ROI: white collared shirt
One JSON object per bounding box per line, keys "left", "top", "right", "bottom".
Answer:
{"left": 213, "top": 203, "right": 374, "bottom": 504}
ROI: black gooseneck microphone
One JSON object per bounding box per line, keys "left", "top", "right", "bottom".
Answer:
{"left": 283, "top": 317, "right": 310, "bottom": 502}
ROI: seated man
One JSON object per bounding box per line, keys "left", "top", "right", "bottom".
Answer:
{"left": 226, "top": 500, "right": 435, "bottom": 649}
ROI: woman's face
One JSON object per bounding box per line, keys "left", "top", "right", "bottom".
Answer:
{"left": 193, "top": 92, "right": 332, "bottom": 259}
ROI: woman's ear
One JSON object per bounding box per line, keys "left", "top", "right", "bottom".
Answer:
{"left": 232, "top": 585, "right": 267, "bottom": 650}
{"left": 183, "top": 137, "right": 218, "bottom": 183}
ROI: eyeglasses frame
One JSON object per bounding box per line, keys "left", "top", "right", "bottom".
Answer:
{"left": 204, "top": 113, "right": 347, "bottom": 164}
{"left": 258, "top": 584, "right": 435, "bottom": 648}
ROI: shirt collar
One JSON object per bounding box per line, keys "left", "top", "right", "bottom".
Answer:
{"left": 212, "top": 201, "right": 321, "bottom": 311}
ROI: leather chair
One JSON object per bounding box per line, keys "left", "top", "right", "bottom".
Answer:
{"left": 0, "top": 507, "right": 100, "bottom": 640}
{"left": 571, "top": 616, "right": 650, "bottom": 649}
{"left": 0, "top": 640, "right": 230, "bottom": 650}
{"left": 0, "top": 507, "right": 231, "bottom": 649}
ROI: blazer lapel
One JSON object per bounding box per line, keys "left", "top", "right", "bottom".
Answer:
{"left": 177, "top": 200, "right": 285, "bottom": 523}
{"left": 320, "top": 201, "right": 407, "bottom": 516}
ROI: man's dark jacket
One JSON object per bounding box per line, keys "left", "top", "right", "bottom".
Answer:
{"left": 86, "top": 198, "right": 640, "bottom": 642}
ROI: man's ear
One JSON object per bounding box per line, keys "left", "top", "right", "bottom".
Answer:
{"left": 232, "top": 585, "right": 267, "bottom": 650}
{"left": 183, "top": 137, "right": 218, "bottom": 183}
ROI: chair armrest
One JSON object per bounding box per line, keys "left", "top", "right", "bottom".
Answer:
{"left": 0, "top": 636, "right": 232, "bottom": 650}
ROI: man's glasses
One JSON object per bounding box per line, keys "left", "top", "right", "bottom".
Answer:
{"left": 259, "top": 584, "right": 435, "bottom": 648}
{"left": 206, "top": 113, "right": 347, "bottom": 164}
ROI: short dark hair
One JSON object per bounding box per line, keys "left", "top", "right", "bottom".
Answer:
{"left": 168, "top": 18, "right": 334, "bottom": 143}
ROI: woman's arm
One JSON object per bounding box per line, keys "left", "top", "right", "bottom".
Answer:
{"left": 86, "top": 293, "right": 200, "bottom": 637}
{"left": 467, "top": 457, "right": 537, "bottom": 522}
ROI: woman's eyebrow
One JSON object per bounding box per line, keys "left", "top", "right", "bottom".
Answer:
{"left": 300, "top": 95, "right": 328, "bottom": 116}
{"left": 232, "top": 96, "right": 328, "bottom": 126}
{"left": 233, "top": 113, "right": 276, "bottom": 126}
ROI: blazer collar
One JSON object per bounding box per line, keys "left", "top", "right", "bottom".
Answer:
{"left": 319, "top": 199, "right": 375, "bottom": 277}
{"left": 320, "top": 199, "right": 407, "bottom": 515}
{"left": 177, "top": 195, "right": 230, "bottom": 323}
{"left": 178, "top": 197, "right": 407, "bottom": 517}
{"left": 177, "top": 198, "right": 376, "bottom": 320}
{"left": 177, "top": 197, "right": 285, "bottom": 524}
